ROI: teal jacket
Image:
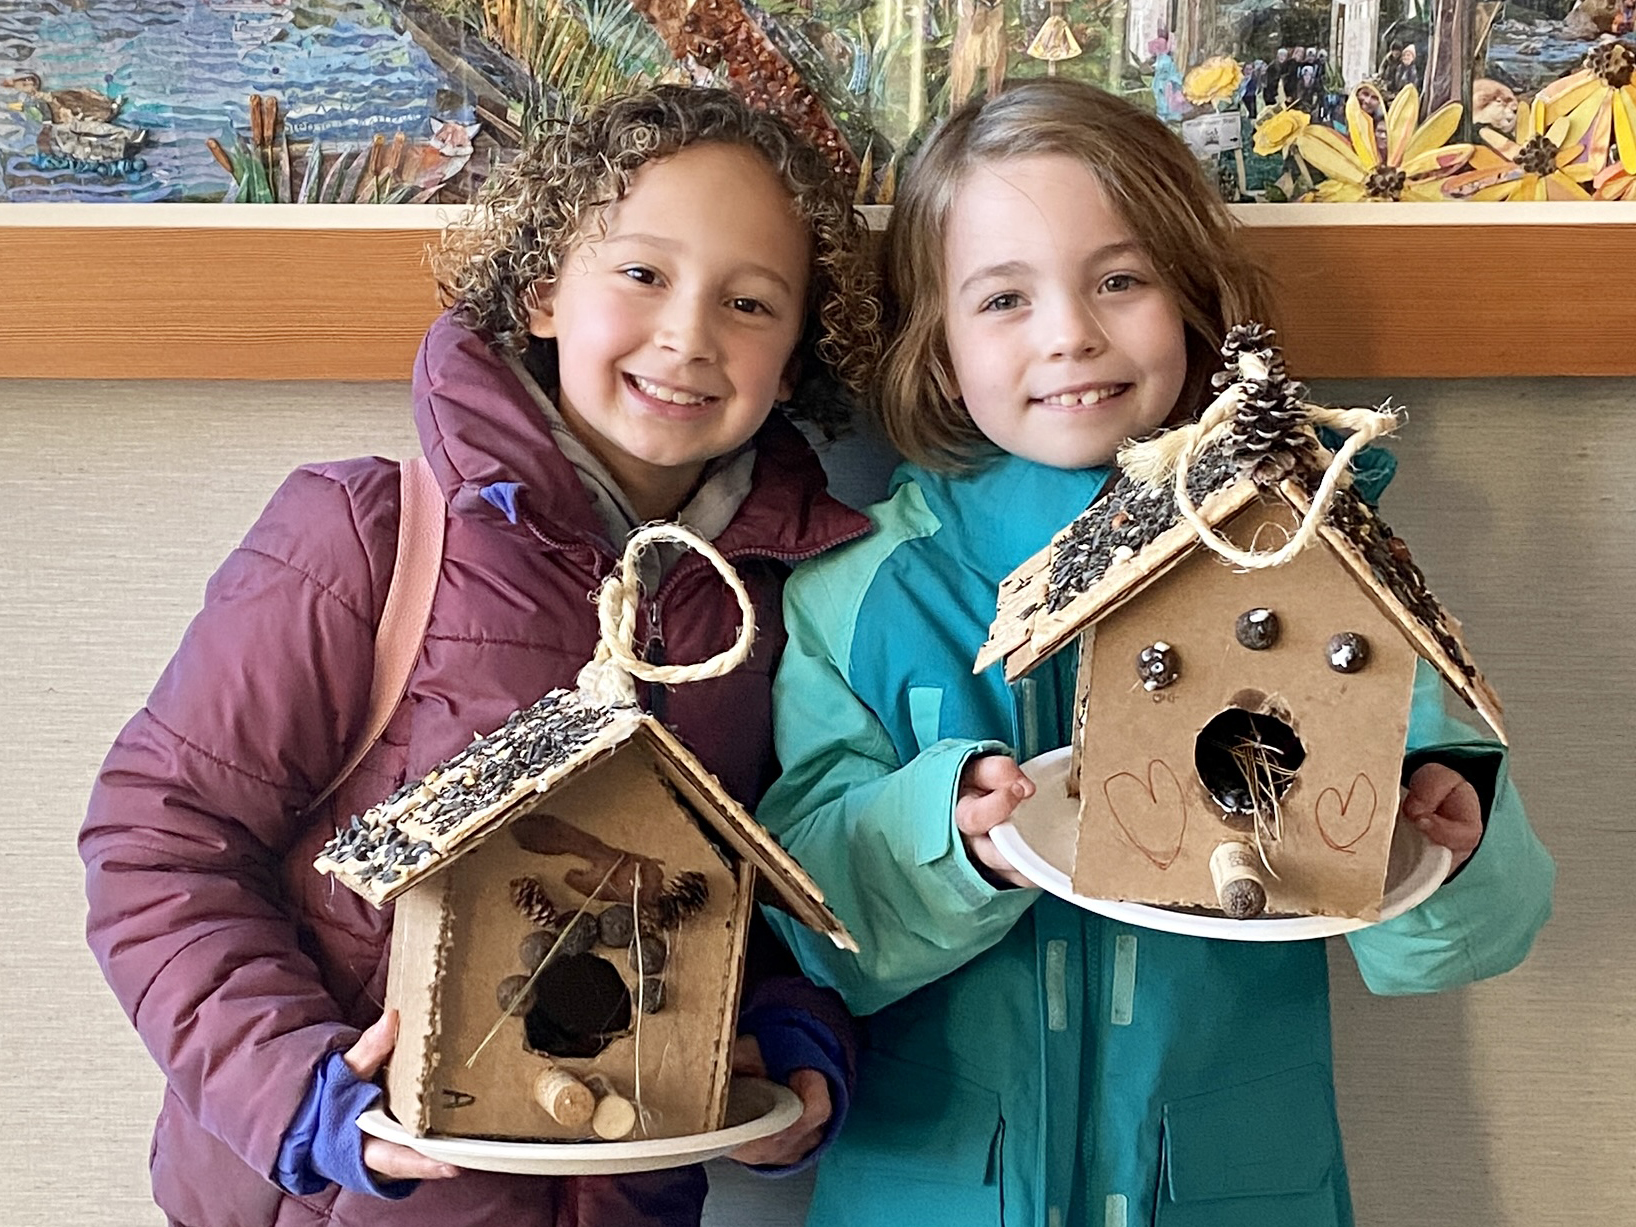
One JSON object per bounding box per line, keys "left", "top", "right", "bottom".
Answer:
{"left": 758, "top": 452, "right": 1553, "bottom": 1227}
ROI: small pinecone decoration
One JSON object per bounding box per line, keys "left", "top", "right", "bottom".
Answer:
{"left": 510, "top": 876, "right": 560, "bottom": 929}
{"left": 1213, "top": 323, "right": 1285, "bottom": 390}
{"left": 1226, "top": 377, "right": 1318, "bottom": 484}
{"left": 652, "top": 871, "right": 710, "bottom": 929}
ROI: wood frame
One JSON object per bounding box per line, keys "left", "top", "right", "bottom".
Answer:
{"left": 3, "top": 201, "right": 1634, "bottom": 380}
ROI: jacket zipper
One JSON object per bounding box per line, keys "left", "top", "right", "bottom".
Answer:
{"left": 521, "top": 509, "right": 870, "bottom": 719}
{"left": 641, "top": 528, "right": 872, "bottom": 681}
{"left": 643, "top": 594, "right": 667, "bottom": 725}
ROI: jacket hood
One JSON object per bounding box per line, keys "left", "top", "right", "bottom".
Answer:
{"left": 411, "top": 309, "right": 868, "bottom": 561}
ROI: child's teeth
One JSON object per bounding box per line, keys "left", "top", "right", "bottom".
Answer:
{"left": 1043, "top": 386, "right": 1119, "bottom": 406}
{"left": 634, "top": 376, "right": 707, "bottom": 405}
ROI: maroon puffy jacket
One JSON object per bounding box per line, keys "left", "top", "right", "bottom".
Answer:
{"left": 80, "top": 312, "right": 870, "bottom": 1227}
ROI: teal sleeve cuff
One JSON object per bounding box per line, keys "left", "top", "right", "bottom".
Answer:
{"left": 1347, "top": 762, "right": 1553, "bottom": 996}
{"left": 919, "top": 739, "right": 1041, "bottom": 909}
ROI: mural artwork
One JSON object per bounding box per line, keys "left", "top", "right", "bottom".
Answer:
{"left": 2, "top": 0, "right": 1629, "bottom": 205}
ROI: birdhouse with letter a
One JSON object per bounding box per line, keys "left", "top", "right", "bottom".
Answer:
{"left": 315, "top": 528, "right": 853, "bottom": 1144}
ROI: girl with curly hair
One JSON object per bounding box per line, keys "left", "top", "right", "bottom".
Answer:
{"left": 81, "top": 85, "right": 882, "bottom": 1227}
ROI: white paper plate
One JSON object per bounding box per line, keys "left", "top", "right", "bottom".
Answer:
{"left": 990, "top": 746, "right": 1452, "bottom": 942}
{"left": 357, "top": 1077, "right": 803, "bottom": 1175}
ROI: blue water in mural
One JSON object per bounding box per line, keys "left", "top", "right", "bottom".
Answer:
{"left": 0, "top": 0, "right": 475, "bottom": 201}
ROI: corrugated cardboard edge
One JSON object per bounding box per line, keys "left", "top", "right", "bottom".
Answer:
{"left": 1068, "top": 627, "right": 1093, "bottom": 798}
{"left": 973, "top": 545, "right": 1051, "bottom": 673}
{"left": 995, "top": 478, "right": 1263, "bottom": 681}
{"left": 384, "top": 872, "right": 454, "bottom": 1136}
{"left": 633, "top": 718, "right": 858, "bottom": 953}
{"left": 704, "top": 861, "right": 758, "bottom": 1133}
{"left": 1277, "top": 483, "right": 1508, "bottom": 744}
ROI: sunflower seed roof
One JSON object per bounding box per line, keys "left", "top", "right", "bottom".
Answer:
{"left": 312, "top": 687, "right": 856, "bottom": 948}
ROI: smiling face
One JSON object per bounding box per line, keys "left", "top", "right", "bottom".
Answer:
{"left": 527, "top": 141, "right": 811, "bottom": 519}
{"left": 941, "top": 155, "right": 1190, "bottom": 471}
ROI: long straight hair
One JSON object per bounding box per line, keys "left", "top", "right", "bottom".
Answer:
{"left": 879, "top": 79, "right": 1275, "bottom": 470}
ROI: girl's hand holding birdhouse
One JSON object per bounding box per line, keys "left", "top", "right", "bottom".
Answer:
{"left": 726, "top": 1035, "right": 833, "bottom": 1167}
{"left": 347, "top": 1011, "right": 461, "bottom": 1184}
{"left": 956, "top": 754, "right": 1037, "bottom": 889}
{"left": 1400, "top": 762, "right": 1483, "bottom": 876}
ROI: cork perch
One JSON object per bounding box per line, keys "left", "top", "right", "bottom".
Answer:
{"left": 533, "top": 1061, "right": 595, "bottom": 1130}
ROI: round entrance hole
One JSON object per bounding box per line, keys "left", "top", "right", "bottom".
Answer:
{"left": 523, "top": 952, "right": 632, "bottom": 1058}
{"left": 1194, "top": 707, "right": 1306, "bottom": 818}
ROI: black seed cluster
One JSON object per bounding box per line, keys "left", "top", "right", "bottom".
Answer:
{"left": 1235, "top": 607, "right": 1280, "bottom": 650}
{"left": 314, "top": 689, "right": 622, "bottom": 898}
{"left": 1045, "top": 442, "right": 1239, "bottom": 613}
{"left": 1324, "top": 488, "right": 1477, "bottom": 679}
{"left": 1326, "top": 631, "right": 1370, "bottom": 673}
{"left": 314, "top": 816, "right": 434, "bottom": 891}
{"left": 1137, "top": 642, "right": 1180, "bottom": 691}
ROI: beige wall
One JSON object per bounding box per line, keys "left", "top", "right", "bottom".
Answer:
{"left": 1, "top": 376, "right": 1629, "bottom": 1226}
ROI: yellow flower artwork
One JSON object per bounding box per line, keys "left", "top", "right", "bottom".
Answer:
{"left": 1537, "top": 40, "right": 1636, "bottom": 175}
{"left": 1183, "top": 56, "right": 1244, "bottom": 107}
{"left": 1443, "top": 96, "right": 1598, "bottom": 200}
{"left": 1253, "top": 106, "right": 1310, "bottom": 156}
{"left": 1294, "top": 85, "right": 1473, "bottom": 201}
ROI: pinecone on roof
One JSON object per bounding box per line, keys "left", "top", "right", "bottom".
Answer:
{"left": 1226, "top": 374, "right": 1319, "bottom": 484}
{"left": 1213, "top": 323, "right": 1286, "bottom": 389}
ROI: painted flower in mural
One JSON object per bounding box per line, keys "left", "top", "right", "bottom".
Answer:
{"left": 1295, "top": 85, "right": 1473, "bottom": 201}
{"left": 1253, "top": 106, "right": 1310, "bottom": 156}
{"left": 1593, "top": 161, "right": 1636, "bottom": 198}
{"left": 1183, "top": 56, "right": 1244, "bottom": 107}
{"left": 1536, "top": 40, "right": 1636, "bottom": 174}
{"left": 1443, "top": 96, "right": 1598, "bottom": 200}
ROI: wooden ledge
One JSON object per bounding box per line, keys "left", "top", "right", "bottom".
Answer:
{"left": 2, "top": 202, "right": 1633, "bottom": 380}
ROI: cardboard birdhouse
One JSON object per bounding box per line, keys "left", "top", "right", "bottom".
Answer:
{"left": 975, "top": 326, "right": 1505, "bottom": 924}
{"left": 315, "top": 529, "right": 854, "bottom": 1144}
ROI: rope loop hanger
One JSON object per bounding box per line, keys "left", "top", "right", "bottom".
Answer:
{"left": 575, "top": 523, "right": 756, "bottom": 708}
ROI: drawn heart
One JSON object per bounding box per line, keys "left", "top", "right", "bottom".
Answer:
{"left": 1314, "top": 774, "right": 1378, "bottom": 852}
{"left": 1102, "top": 761, "right": 1188, "bottom": 870}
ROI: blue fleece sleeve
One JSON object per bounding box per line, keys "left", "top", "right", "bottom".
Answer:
{"left": 273, "top": 1050, "right": 416, "bottom": 1200}
{"left": 738, "top": 1003, "right": 850, "bottom": 1177}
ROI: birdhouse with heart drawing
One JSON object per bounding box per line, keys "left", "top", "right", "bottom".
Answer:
{"left": 315, "top": 526, "right": 854, "bottom": 1144}
{"left": 975, "top": 325, "right": 1505, "bottom": 923}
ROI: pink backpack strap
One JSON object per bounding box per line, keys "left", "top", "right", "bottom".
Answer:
{"left": 307, "top": 455, "right": 445, "bottom": 815}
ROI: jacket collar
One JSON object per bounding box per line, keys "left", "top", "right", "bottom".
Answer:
{"left": 895, "top": 450, "right": 1114, "bottom": 577}
{"left": 411, "top": 309, "right": 869, "bottom": 563}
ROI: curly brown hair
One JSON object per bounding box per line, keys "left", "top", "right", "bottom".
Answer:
{"left": 434, "top": 86, "right": 880, "bottom": 435}
{"left": 879, "top": 79, "right": 1276, "bottom": 471}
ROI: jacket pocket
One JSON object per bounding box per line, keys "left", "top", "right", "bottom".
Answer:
{"left": 1154, "top": 1064, "right": 1343, "bottom": 1227}
{"left": 810, "top": 1053, "right": 1004, "bottom": 1227}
